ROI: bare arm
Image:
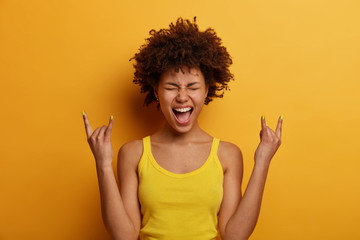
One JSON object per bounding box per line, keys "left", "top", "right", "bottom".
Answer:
{"left": 117, "top": 140, "right": 142, "bottom": 239}
{"left": 96, "top": 165, "right": 138, "bottom": 240}
{"left": 82, "top": 112, "right": 139, "bottom": 240}
{"left": 222, "top": 162, "right": 269, "bottom": 240}
{"left": 222, "top": 116, "right": 283, "bottom": 240}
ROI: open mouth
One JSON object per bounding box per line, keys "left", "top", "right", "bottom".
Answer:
{"left": 172, "top": 107, "right": 193, "bottom": 124}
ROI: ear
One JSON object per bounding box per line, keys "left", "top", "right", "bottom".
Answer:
{"left": 204, "top": 84, "right": 209, "bottom": 98}
{"left": 153, "top": 86, "right": 159, "bottom": 100}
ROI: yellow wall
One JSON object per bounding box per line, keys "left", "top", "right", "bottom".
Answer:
{"left": 1, "top": 0, "right": 359, "bottom": 239}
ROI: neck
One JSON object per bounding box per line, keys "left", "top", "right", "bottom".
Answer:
{"left": 156, "top": 121, "right": 208, "bottom": 143}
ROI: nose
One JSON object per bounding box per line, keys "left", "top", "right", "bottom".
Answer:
{"left": 176, "top": 88, "right": 189, "bottom": 102}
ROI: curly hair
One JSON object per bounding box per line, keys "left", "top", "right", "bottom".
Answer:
{"left": 130, "top": 17, "right": 234, "bottom": 106}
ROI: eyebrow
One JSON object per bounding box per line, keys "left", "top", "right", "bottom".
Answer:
{"left": 165, "top": 82, "right": 200, "bottom": 87}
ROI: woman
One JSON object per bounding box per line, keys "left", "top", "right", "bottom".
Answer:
{"left": 82, "top": 17, "right": 283, "bottom": 240}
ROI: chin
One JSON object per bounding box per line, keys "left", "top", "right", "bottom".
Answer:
{"left": 164, "top": 116, "right": 194, "bottom": 134}
{"left": 169, "top": 126, "right": 194, "bottom": 135}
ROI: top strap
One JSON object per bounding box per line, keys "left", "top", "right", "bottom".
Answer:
{"left": 138, "top": 136, "right": 150, "bottom": 174}
{"left": 142, "top": 136, "right": 151, "bottom": 155}
{"left": 210, "top": 138, "right": 220, "bottom": 157}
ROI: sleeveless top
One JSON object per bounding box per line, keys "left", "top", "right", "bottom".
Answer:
{"left": 137, "top": 136, "right": 224, "bottom": 240}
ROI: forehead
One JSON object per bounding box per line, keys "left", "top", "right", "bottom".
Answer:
{"left": 159, "top": 67, "right": 205, "bottom": 84}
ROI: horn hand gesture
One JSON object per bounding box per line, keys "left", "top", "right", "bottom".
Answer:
{"left": 82, "top": 111, "right": 114, "bottom": 169}
{"left": 254, "top": 115, "right": 283, "bottom": 167}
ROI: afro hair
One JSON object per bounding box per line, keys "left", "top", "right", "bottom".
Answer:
{"left": 130, "top": 17, "right": 234, "bottom": 106}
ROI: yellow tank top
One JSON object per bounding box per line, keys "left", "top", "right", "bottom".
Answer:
{"left": 138, "top": 136, "right": 224, "bottom": 240}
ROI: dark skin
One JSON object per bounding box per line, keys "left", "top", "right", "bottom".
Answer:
{"left": 82, "top": 67, "right": 283, "bottom": 240}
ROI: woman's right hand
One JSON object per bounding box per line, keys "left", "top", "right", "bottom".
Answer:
{"left": 82, "top": 111, "right": 114, "bottom": 169}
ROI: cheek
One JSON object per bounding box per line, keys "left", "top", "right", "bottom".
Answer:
{"left": 189, "top": 92, "right": 206, "bottom": 104}
{"left": 159, "top": 92, "right": 175, "bottom": 107}
{"left": 162, "top": 94, "right": 176, "bottom": 102}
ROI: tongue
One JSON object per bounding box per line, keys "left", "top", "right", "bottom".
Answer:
{"left": 175, "top": 111, "right": 191, "bottom": 122}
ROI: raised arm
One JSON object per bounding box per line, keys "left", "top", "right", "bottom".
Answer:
{"left": 221, "top": 115, "right": 283, "bottom": 240}
{"left": 82, "top": 112, "right": 140, "bottom": 240}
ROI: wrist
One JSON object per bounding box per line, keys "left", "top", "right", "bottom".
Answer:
{"left": 254, "top": 160, "right": 270, "bottom": 172}
{"left": 96, "top": 163, "right": 113, "bottom": 172}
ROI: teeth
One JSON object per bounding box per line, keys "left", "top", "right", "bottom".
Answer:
{"left": 173, "top": 107, "right": 192, "bottom": 112}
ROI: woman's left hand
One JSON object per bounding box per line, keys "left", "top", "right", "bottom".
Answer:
{"left": 254, "top": 115, "right": 283, "bottom": 167}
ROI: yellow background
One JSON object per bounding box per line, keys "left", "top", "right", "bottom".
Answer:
{"left": 1, "top": 0, "right": 359, "bottom": 239}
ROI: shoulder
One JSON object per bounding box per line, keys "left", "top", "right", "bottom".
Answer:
{"left": 117, "top": 139, "right": 143, "bottom": 169}
{"left": 217, "top": 140, "right": 243, "bottom": 174}
{"left": 118, "top": 139, "right": 143, "bottom": 156}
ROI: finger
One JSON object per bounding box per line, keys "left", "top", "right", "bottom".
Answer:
{"left": 275, "top": 115, "right": 283, "bottom": 139}
{"left": 82, "top": 111, "right": 94, "bottom": 138}
{"left": 97, "top": 125, "right": 107, "bottom": 140}
{"left": 105, "top": 115, "right": 114, "bottom": 140}
{"left": 260, "top": 126, "right": 274, "bottom": 141}
{"left": 92, "top": 127, "right": 102, "bottom": 139}
{"left": 261, "top": 115, "right": 266, "bottom": 130}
